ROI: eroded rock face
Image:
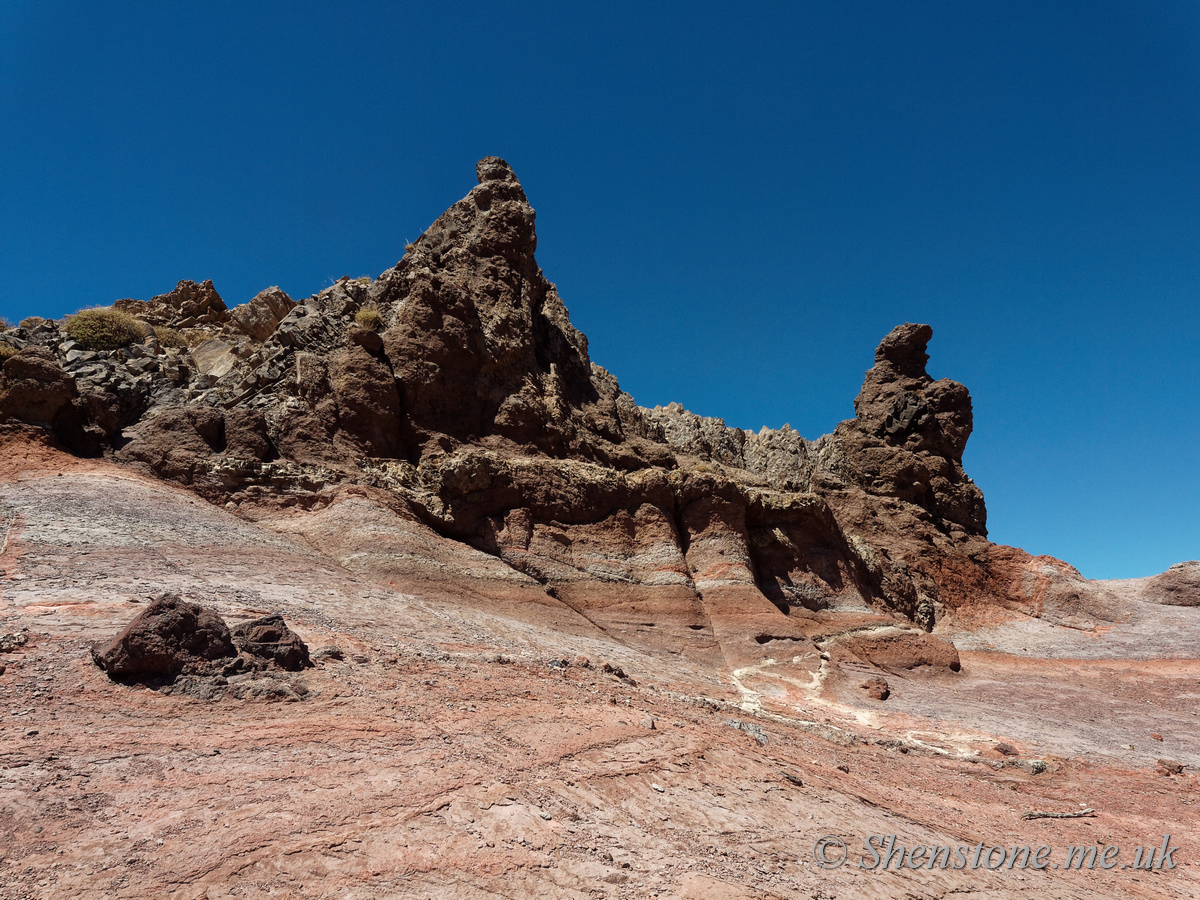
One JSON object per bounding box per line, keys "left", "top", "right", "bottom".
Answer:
{"left": 326, "top": 338, "right": 403, "bottom": 459}
{"left": 1, "top": 156, "right": 1177, "bottom": 657}
{"left": 91, "top": 594, "right": 236, "bottom": 678}
{"left": 1140, "top": 561, "right": 1200, "bottom": 606}
{"left": 373, "top": 156, "right": 628, "bottom": 461}
{"left": 116, "top": 406, "right": 226, "bottom": 483}
{"left": 0, "top": 346, "right": 79, "bottom": 427}
{"left": 831, "top": 322, "right": 985, "bottom": 535}
{"left": 842, "top": 631, "right": 962, "bottom": 675}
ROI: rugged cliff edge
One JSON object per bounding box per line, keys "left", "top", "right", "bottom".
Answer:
{"left": 0, "top": 158, "right": 1162, "bottom": 663}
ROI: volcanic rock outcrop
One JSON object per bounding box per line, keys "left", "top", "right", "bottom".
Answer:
{"left": 90, "top": 594, "right": 237, "bottom": 679}
{"left": 90, "top": 594, "right": 312, "bottom": 697}
{"left": 231, "top": 613, "right": 312, "bottom": 671}
{"left": 0, "top": 156, "right": 1174, "bottom": 669}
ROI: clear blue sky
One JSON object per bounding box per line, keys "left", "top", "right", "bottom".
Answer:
{"left": 2, "top": 2, "right": 1197, "bottom": 579}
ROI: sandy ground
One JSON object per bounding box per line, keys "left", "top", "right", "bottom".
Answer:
{"left": 2, "top": 437, "right": 1198, "bottom": 899}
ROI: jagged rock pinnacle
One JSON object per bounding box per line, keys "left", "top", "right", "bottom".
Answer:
{"left": 476, "top": 156, "right": 519, "bottom": 184}
{"left": 873, "top": 322, "right": 933, "bottom": 379}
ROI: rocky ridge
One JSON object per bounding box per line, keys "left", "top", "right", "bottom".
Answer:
{"left": 3, "top": 158, "right": 1199, "bottom": 900}
{"left": 0, "top": 158, "right": 1183, "bottom": 669}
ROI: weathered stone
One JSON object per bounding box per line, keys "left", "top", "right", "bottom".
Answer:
{"left": 0, "top": 346, "right": 78, "bottom": 427}
{"left": 860, "top": 676, "right": 890, "bottom": 700}
{"left": 116, "top": 405, "right": 226, "bottom": 484}
{"left": 842, "top": 631, "right": 961, "bottom": 674}
{"left": 91, "top": 594, "right": 237, "bottom": 678}
{"left": 230, "top": 614, "right": 311, "bottom": 671}
{"left": 230, "top": 287, "right": 296, "bottom": 341}
{"left": 375, "top": 156, "right": 618, "bottom": 458}
{"left": 190, "top": 339, "right": 240, "bottom": 379}
{"left": 0, "top": 633, "right": 28, "bottom": 653}
{"left": 327, "top": 341, "right": 403, "bottom": 459}
{"left": 224, "top": 408, "right": 273, "bottom": 461}
{"left": 1139, "top": 561, "right": 1200, "bottom": 606}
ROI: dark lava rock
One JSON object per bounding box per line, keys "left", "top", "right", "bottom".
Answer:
{"left": 231, "top": 614, "right": 312, "bottom": 671}
{"left": 91, "top": 594, "right": 236, "bottom": 678}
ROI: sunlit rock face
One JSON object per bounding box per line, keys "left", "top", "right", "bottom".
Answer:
{"left": 0, "top": 157, "right": 1165, "bottom": 649}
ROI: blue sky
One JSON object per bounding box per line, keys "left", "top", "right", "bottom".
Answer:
{"left": 2, "top": 2, "right": 1197, "bottom": 579}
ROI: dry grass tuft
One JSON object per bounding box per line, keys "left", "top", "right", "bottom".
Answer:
{"left": 153, "top": 326, "right": 189, "bottom": 349}
{"left": 64, "top": 307, "right": 146, "bottom": 351}
{"left": 355, "top": 305, "right": 383, "bottom": 331}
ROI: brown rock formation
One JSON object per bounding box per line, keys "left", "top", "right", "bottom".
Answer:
{"left": 229, "top": 286, "right": 296, "bottom": 341}
{"left": 0, "top": 346, "right": 78, "bottom": 428}
{"left": 115, "top": 279, "right": 229, "bottom": 327}
{"left": 842, "top": 631, "right": 962, "bottom": 675}
{"left": 90, "top": 594, "right": 236, "bottom": 678}
{"left": 0, "top": 155, "right": 1183, "bottom": 658}
{"left": 1140, "top": 561, "right": 1200, "bottom": 606}
{"left": 230, "top": 614, "right": 311, "bottom": 671}
{"left": 831, "top": 321, "right": 985, "bottom": 535}
{"left": 371, "top": 156, "right": 628, "bottom": 461}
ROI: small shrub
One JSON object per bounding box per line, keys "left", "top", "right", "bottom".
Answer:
{"left": 405, "top": 241, "right": 417, "bottom": 254}
{"left": 355, "top": 305, "right": 383, "bottom": 331}
{"left": 64, "top": 307, "right": 146, "bottom": 351}
{"left": 19, "top": 316, "right": 44, "bottom": 330}
{"left": 0, "top": 316, "right": 9, "bottom": 330}
{"left": 153, "top": 326, "right": 189, "bottom": 349}
{"left": 0, "top": 343, "right": 18, "bottom": 362}
{"left": 353, "top": 275, "right": 372, "bottom": 285}
{"left": 184, "top": 330, "right": 211, "bottom": 347}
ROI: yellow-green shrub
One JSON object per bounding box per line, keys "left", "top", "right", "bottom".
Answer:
{"left": 153, "top": 326, "right": 189, "bottom": 349}
{"left": 64, "top": 307, "right": 146, "bottom": 351}
{"left": 0, "top": 343, "right": 18, "bottom": 362}
{"left": 355, "top": 305, "right": 383, "bottom": 331}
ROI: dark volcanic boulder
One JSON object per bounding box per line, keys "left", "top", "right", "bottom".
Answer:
{"left": 91, "top": 594, "right": 236, "bottom": 678}
{"left": 231, "top": 614, "right": 311, "bottom": 670}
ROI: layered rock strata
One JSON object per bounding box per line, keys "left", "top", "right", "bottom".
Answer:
{"left": 0, "top": 157, "right": 1171, "bottom": 669}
